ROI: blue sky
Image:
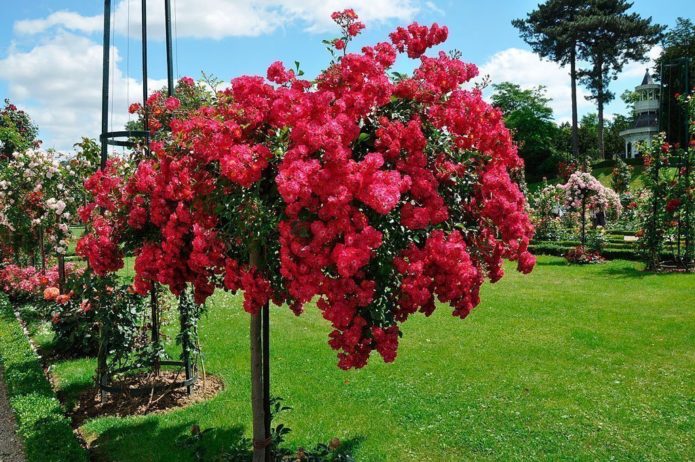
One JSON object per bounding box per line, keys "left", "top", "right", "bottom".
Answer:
{"left": 0, "top": 0, "right": 690, "bottom": 151}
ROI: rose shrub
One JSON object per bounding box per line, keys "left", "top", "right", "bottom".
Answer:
{"left": 45, "top": 269, "right": 147, "bottom": 359}
{"left": 0, "top": 98, "right": 40, "bottom": 159}
{"left": 529, "top": 180, "right": 569, "bottom": 241}
{"left": 564, "top": 245, "right": 603, "bottom": 264}
{"left": 559, "top": 171, "right": 621, "bottom": 215}
{"left": 79, "top": 10, "right": 536, "bottom": 369}
{"left": 0, "top": 264, "right": 61, "bottom": 302}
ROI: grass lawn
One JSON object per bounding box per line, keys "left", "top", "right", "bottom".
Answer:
{"left": 35, "top": 256, "right": 695, "bottom": 461}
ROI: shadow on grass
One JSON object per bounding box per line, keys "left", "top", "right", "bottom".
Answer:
{"left": 330, "top": 435, "right": 366, "bottom": 458}
{"left": 90, "top": 417, "right": 365, "bottom": 461}
{"left": 90, "top": 419, "right": 246, "bottom": 462}
{"left": 535, "top": 259, "right": 569, "bottom": 267}
{"left": 596, "top": 264, "right": 679, "bottom": 279}
{"left": 57, "top": 376, "right": 94, "bottom": 411}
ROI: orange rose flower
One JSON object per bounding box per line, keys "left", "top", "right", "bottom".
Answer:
{"left": 43, "top": 287, "right": 60, "bottom": 301}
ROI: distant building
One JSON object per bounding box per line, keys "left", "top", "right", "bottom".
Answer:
{"left": 619, "top": 70, "right": 659, "bottom": 158}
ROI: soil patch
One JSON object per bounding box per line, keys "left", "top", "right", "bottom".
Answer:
{"left": 70, "top": 371, "right": 223, "bottom": 427}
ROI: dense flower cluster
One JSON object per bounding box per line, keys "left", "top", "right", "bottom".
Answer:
{"left": 0, "top": 264, "right": 61, "bottom": 300}
{"left": 0, "top": 149, "right": 73, "bottom": 257}
{"left": 564, "top": 245, "right": 603, "bottom": 264}
{"left": 559, "top": 171, "right": 621, "bottom": 215}
{"left": 79, "top": 12, "right": 535, "bottom": 369}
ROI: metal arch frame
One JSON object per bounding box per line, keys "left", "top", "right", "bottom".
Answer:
{"left": 98, "top": 0, "right": 198, "bottom": 397}
{"left": 100, "top": 0, "right": 175, "bottom": 167}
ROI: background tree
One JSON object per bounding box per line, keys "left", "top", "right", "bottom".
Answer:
{"left": 576, "top": 0, "right": 664, "bottom": 159}
{"left": 491, "top": 82, "right": 564, "bottom": 180}
{"left": 578, "top": 113, "right": 600, "bottom": 161}
{"left": 654, "top": 17, "right": 695, "bottom": 82}
{"left": 513, "top": 0, "right": 588, "bottom": 160}
{"left": 604, "top": 114, "right": 633, "bottom": 158}
{"left": 0, "top": 99, "right": 39, "bottom": 160}
{"left": 655, "top": 18, "right": 694, "bottom": 147}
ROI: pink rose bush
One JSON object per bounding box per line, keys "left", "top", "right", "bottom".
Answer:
{"left": 79, "top": 11, "right": 536, "bottom": 369}
{"left": 559, "top": 171, "right": 621, "bottom": 215}
{"left": 0, "top": 264, "right": 60, "bottom": 301}
{"left": 0, "top": 149, "right": 73, "bottom": 259}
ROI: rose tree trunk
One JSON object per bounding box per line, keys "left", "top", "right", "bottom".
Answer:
{"left": 249, "top": 244, "right": 266, "bottom": 462}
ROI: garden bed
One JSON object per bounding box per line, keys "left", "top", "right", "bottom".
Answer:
{"left": 70, "top": 371, "right": 224, "bottom": 427}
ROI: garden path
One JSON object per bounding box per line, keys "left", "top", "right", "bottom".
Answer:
{"left": 0, "top": 367, "right": 25, "bottom": 462}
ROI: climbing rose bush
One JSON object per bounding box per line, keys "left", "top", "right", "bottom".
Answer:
{"left": 79, "top": 11, "right": 536, "bottom": 369}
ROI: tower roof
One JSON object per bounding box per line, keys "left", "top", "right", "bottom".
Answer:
{"left": 641, "top": 69, "right": 654, "bottom": 85}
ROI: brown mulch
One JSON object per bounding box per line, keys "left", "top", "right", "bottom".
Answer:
{"left": 70, "top": 371, "right": 224, "bottom": 427}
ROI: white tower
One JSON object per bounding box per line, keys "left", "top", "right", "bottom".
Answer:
{"left": 619, "top": 69, "right": 659, "bottom": 158}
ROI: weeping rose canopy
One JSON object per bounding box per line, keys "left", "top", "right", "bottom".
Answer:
{"left": 79, "top": 10, "right": 536, "bottom": 369}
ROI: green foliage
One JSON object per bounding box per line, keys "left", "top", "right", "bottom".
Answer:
{"left": 491, "top": 82, "right": 564, "bottom": 179}
{"left": 0, "top": 293, "right": 86, "bottom": 462}
{"left": 48, "top": 270, "right": 147, "bottom": 362}
{"left": 0, "top": 99, "right": 39, "bottom": 159}
{"left": 654, "top": 17, "right": 695, "bottom": 83}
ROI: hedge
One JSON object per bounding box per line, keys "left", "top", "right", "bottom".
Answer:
{"left": 534, "top": 240, "right": 635, "bottom": 249}
{"left": 0, "top": 293, "right": 86, "bottom": 462}
{"left": 529, "top": 243, "right": 643, "bottom": 261}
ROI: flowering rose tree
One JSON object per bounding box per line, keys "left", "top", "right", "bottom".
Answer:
{"left": 529, "top": 180, "right": 567, "bottom": 241}
{"left": 79, "top": 11, "right": 536, "bottom": 460}
{"left": 0, "top": 149, "right": 73, "bottom": 266}
{"left": 559, "top": 171, "right": 621, "bottom": 246}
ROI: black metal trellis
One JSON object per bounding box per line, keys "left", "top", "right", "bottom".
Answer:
{"left": 655, "top": 58, "right": 694, "bottom": 271}
{"left": 98, "top": 0, "right": 198, "bottom": 395}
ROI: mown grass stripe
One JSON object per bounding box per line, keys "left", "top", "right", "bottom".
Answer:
{"left": 0, "top": 293, "right": 86, "bottom": 462}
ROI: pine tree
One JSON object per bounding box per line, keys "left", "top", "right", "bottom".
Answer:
{"left": 576, "top": 0, "right": 664, "bottom": 159}
{"left": 513, "top": 0, "right": 588, "bottom": 160}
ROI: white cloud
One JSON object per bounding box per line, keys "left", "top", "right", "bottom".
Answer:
{"left": 0, "top": 32, "right": 166, "bottom": 152}
{"left": 14, "top": 11, "right": 102, "bottom": 35}
{"left": 478, "top": 47, "right": 593, "bottom": 123}
{"left": 620, "top": 45, "right": 662, "bottom": 79}
{"left": 425, "top": 1, "right": 444, "bottom": 16}
{"left": 3, "top": 0, "right": 422, "bottom": 151}
{"left": 14, "top": 0, "right": 420, "bottom": 39}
